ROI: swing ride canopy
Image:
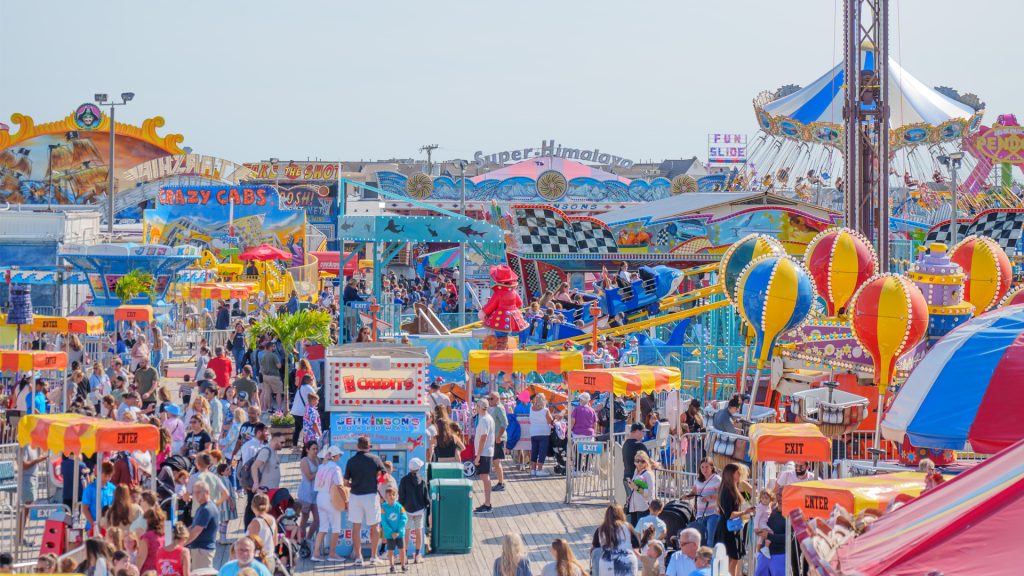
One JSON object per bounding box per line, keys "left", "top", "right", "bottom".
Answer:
{"left": 0, "top": 350, "right": 67, "bottom": 372}
{"left": 755, "top": 52, "right": 983, "bottom": 150}
{"left": 114, "top": 305, "right": 154, "bottom": 322}
{"left": 17, "top": 413, "right": 160, "bottom": 457}
{"left": 749, "top": 423, "right": 832, "bottom": 463}
{"left": 566, "top": 366, "right": 681, "bottom": 396}
{"left": 467, "top": 350, "right": 583, "bottom": 375}
{"left": 781, "top": 471, "right": 934, "bottom": 520}
{"left": 0, "top": 314, "right": 104, "bottom": 335}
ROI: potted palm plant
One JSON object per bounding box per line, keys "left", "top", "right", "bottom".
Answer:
{"left": 114, "top": 269, "right": 156, "bottom": 304}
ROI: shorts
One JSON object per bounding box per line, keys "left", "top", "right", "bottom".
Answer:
{"left": 493, "top": 440, "right": 506, "bottom": 460}
{"left": 406, "top": 511, "right": 424, "bottom": 531}
{"left": 263, "top": 375, "right": 284, "bottom": 394}
{"left": 476, "top": 456, "right": 492, "bottom": 475}
{"left": 386, "top": 537, "right": 404, "bottom": 551}
{"left": 316, "top": 501, "right": 342, "bottom": 534}
{"left": 347, "top": 492, "right": 381, "bottom": 525}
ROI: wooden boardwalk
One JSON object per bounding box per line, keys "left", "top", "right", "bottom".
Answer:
{"left": 221, "top": 455, "right": 608, "bottom": 576}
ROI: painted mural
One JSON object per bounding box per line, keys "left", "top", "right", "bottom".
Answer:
{"left": 606, "top": 207, "right": 838, "bottom": 255}
{"left": 0, "top": 109, "right": 184, "bottom": 220}
{"left": 144, "top": 186, "right": 306, "bottom": 260}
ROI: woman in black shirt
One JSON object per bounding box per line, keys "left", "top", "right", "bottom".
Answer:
{"left": 715, "top": 462, "right": 751, "bottom": 576}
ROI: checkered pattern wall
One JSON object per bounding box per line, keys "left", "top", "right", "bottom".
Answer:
{"left": 511, "top": 206, "right": 619, "bottom": 254}
{"left": 926, "top": 210, "right": 1024, "bottom": 253}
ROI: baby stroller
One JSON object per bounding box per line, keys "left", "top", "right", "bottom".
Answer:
{"left": 156, "top": 455, "right": 194, "bottom": 525}
{"left": 549, "top": 420, "right": 568, "bottom": 476}
{"left": 266, "top": 488, "right": 303, "bottom": 574}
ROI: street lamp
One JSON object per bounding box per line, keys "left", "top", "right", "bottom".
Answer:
{"left": 937, "top": 151, "right": 964, "bottom": 245}
{"left": 95, "top": 92, "right": 135, "bottom": 234}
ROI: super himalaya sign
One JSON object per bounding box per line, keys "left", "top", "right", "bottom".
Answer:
{"left": 474, "top": 139, "right": 634, "bottom": 168}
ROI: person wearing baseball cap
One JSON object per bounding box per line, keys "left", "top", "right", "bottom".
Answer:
{"left": 398, "top": 458, "right": 428, "bottom": 563}
{"left": 622, "top": 422, "right": 651, "bottom": 485}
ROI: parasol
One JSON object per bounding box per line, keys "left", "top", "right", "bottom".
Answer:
{"left": 238, "top": 243, "right": 291, "bottom": 261}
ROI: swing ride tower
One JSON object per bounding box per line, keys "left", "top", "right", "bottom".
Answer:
{"left": 844, "top": 0, "right": 890, "bottom": 267}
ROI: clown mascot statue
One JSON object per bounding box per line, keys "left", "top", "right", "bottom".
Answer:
{"left": 479, "top": 264, "right": 529, "bottom": 350}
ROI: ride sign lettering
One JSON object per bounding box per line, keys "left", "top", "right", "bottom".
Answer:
{"left": 157, "top": 186, "right": 270, "bottom": 207}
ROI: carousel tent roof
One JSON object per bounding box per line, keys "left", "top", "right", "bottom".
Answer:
{"left": 762, "top": 53, "right": 978, "bottom": 130}
{"left": 470, "top": 156, "right": 631, "bottom": 184}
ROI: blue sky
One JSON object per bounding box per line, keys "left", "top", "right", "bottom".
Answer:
{"left": 1, "top": 0, "right": 1015, "bottom": 165}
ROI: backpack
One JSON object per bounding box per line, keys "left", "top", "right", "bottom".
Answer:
{"left": 238, "top": 446, "right": 271, "bottom": 491}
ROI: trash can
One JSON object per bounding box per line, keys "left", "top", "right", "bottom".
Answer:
{"left": 428, "top": 462, "right": 464, "bottom": 483}
{"left": 429, "top": 479, "right": 473, "bottom": 554}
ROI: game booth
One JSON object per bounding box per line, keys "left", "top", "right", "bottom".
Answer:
{"left": 15, "top": 414, "right": 159, "bottom": 559}
{"left": 323, "top": 343, "right": 431, "bottom": 557}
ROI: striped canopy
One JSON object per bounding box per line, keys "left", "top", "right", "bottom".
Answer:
{"left": 0, "top": 350, "right": 67, "bottom": 372}
{"left": 17, "top": 414, "right": 160, "bottom": 456}
{"left": 756, "top": 51, "right": 981, "bottom": 149}
{"left": 883, "top": 304, "right": 1024, "bottom": 453}
{"left": 180, "top": 282, "right": 256, "bottom": 301}
{"left": 749, "top": 423, "right": 832, "bottom": 463}
{"left": 467, "top": 350, "right": 583, "bottom": 374}
{"left": 567, "top": 366, "right": 681, "bottom": 396}
{"left": 114, "top": 305, "right": 154, "bottom": 322}
{"left": 781, "top": 471, "right": 932, "bottom": 520}
{"left": 1, "top": 314, "right": 104, "bottom": 335}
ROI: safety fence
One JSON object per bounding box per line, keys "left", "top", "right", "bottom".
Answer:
{"left": 565, "top": 436, "right": 615, "bottom": 504}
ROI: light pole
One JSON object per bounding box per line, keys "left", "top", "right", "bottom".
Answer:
{"left": 456, "top": 160, "right": 468, "bottom": 322}
{"left": 938, "top": 151, "right": 964, "bottom": 245}
{"left": 94, "top": 92, "right": 134, "bottom": 235}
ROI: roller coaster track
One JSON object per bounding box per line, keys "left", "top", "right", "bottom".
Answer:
{"left": 526, "top": 296, "right": 730, "bottom": 350}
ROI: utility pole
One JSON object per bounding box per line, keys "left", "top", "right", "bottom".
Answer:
{"left": 419, "top": 144, "right": 439, "bottom": 175}
{"left": 94, "top": 92, "right": 134, "bottom": 235}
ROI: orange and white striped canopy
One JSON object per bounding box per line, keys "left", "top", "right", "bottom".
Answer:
{"left": 0, "top": 350, "right": 67, "bottom": 372}
{"left": 0, "top": 314, "right": 104, "bottom": 335}
{"left": 749, "top": 423, "right": 832, "bottom": 463}
{"left": 114, "top": 305, "right": 154, "bottom": 322}
{"left": 18, "top": 413, "right": 160, "bottom": 456}
{"left": 567, "top": 366, "right": 681, "bottom": 396}
{"left": 467, "top": 350, "right": 583, "bottom": 374}
{"left": 781, "top": 471, "right": 935, "bottom": 520}
{"left": 181, "top": 282, "right": 256, "bottom": 301}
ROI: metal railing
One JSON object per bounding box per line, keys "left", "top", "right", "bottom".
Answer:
{"left": 565, "top": 436, "right": 614, "bottom": 504}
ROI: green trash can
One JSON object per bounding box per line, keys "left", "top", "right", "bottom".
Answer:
{"left": 428, "top": 462, "right": 464, "bottom": 483}
{"left": 429, "top": 479, "right": 473, "bottom": 554}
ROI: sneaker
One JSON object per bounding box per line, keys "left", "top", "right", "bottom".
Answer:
{"left": 370, "top": 557, "right": 387, "bottom": 566}
{"left": 310, "top": 556, "right": 325, "bottom": 563}
{"left": 493, "top": 483, "right": 506, "bottom": 491}
{"left": 760, "top": 545, "right": 771, "bottom": 559}
{"left": 474, "top": 504, "right": 493, "bottom": 513}
{"left": 354, "top": 558, "right": 366, "bottom": 567}
{"left": 535, "top": 469, "right": 552, "bottom": 477}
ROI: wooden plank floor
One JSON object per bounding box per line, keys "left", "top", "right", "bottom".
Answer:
{"left": 219, "top": 455, "right": 608, "bottom": 576}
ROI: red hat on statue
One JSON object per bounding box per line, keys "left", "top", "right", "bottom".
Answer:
{"left": 489, "top": 265, "right": 518, "bottom": 284}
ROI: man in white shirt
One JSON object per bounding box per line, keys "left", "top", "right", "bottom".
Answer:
{"left": 427, "top": 382, "right": 451, "bottom": 412}
{"left": 665, "top": 527, "right": 701, "bottom": 576}
{"left": 773, "top": 461, "right": 817, "bottom": 502}
{"left": 472, "top": 399, "right": 495, "bottom": 514}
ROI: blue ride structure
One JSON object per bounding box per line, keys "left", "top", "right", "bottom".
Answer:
{"left": 601, "top": 265, "right": 684, "bottom": 317}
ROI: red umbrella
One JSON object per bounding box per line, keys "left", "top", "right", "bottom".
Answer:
{"left": 238, "top": 243, "right": 291, "bottom": 261}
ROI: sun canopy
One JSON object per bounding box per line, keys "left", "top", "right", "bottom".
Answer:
{"left": 836, "top": 438, "right": 1024, "bottom": 576}
{"left": 883, "top": 304, "right": 1024, "bottom": 453}
{"left": 782, "top": 471, "right": 932, "bottom": 520}
{"left": 181, "top": 282, "right": 255, "bottom": 301}
{"left": 17, "top": 414, "right": 160, "bottom": 456}
{"left": 467, "top": 350, "right": 583, "bottom": 374}
{"left": 114, "top": 305, "right": 154, "bottom": 322}
{"left": 749, "top": 423, "right": 832, "bottom": 463}
{"left": 1, "top": 314, "right": 103, "bottom": 335}
{"left": 567, "top": 366, "right": 681, "bottom": 396}
{"left": 238, "top": 243, "right": 291, "bottom": 261}
{"left": 0, "top": 350, "right": 67, "bottom": 372}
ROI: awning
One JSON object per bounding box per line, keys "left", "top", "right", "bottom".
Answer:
{"left": 567, "top": 366, "right": 681, "bottom": 396}
{"left": 181, "top": 282, "right": 255, "bottom": 301}
{"left": 782, "top": 471, "right": 932, "bottom": 520}
{"left": 0, "top": 350, "right": 67, "bottom": 372}
{"left": 467, "top": 350, "right": 583, "bottom": 374}
{"left": 17, "top": 414, "right": 160, "bottom": 456}
{"left": 114, "top": 305, "right": 154, "bottom": 322}
{"left": 1, "top": 314, "right": 104, "bottom": 335}
{"left": 749, "top": 423, "right": 832, "bottom": 463}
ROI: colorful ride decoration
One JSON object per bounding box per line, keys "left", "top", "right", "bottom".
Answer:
{"left": 719, "top": 233, "right": 785, "bottom": 307}
{"left": 999, "top": 285, "right": 1024, "bottom": 308}
{"left": 949, "top": 235, "right": 1012, "bottom": 315}
{"left": 803, "top": 228, "right": 877, "bottom": 317}
{"left": 907, "top": 243, "right": 975, "bottom": 342}
{"left": 736, "top": 255, "right": 816, "bottom": 369}
{"left": 896, "top": 434, "right": 957, "bottom": 467}
{"left": 466, "top": 350, "right": 583, "bottom": 375}
{"left": 849, "top": 274, "right": 929, "bottom": 395}
{"left": 479, "top": 265, "right": 529, "bottom": 350}
{"left": 883, "top": 304, "right": 1024, "bottom": 454}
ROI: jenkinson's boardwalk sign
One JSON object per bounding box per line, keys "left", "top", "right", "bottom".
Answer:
{"left": 474, "top": 140, "right": 634, "bottom": 168}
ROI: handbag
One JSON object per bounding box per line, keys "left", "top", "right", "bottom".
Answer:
{"left": 331, "top": 483, "right": 350, "bottom": 511}
{"left": 726, "top": 516, "right": 744, "bottom": 532}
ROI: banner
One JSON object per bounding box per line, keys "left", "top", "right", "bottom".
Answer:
{"left": 409, "top": 335, "right": 479, "bottom": 384}
{"left": 708, "top": 133, "right": 747, "bottom": 165}
{"left": 145, "top": 186, "right": 305, "bottom": 259}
